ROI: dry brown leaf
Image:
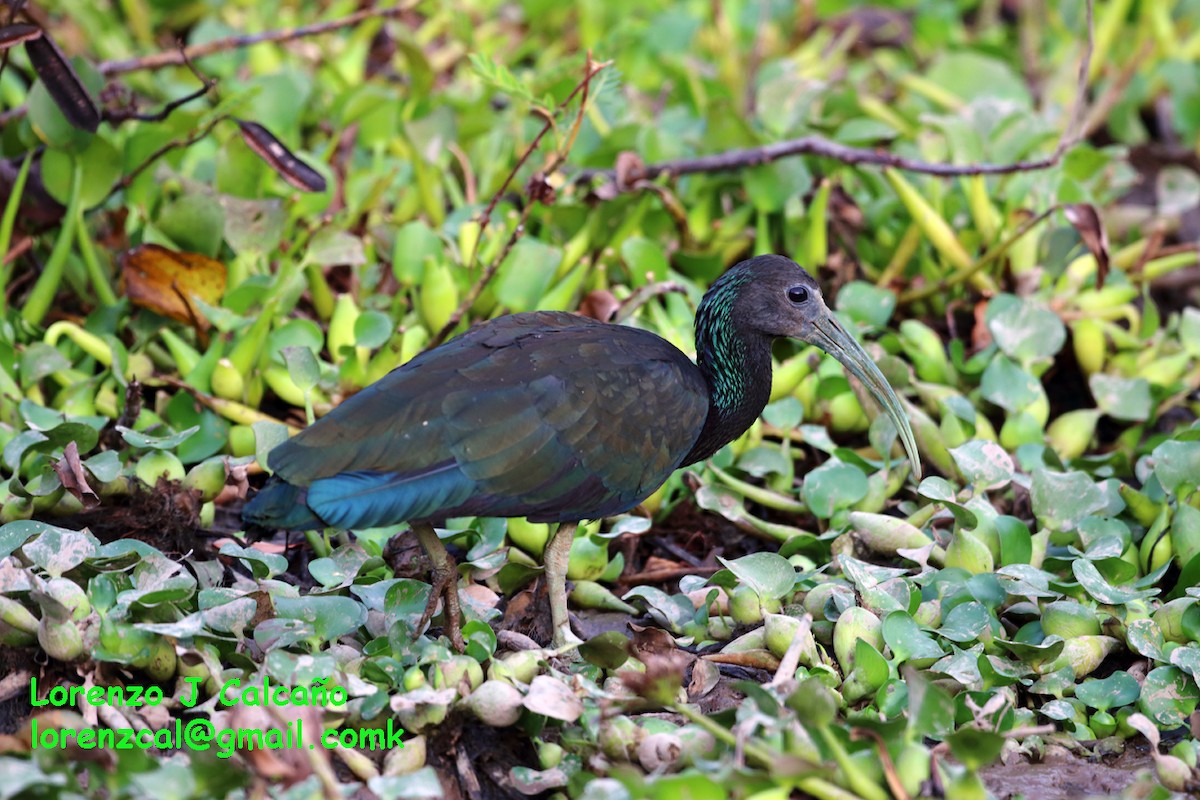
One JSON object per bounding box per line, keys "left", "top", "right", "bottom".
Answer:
{"left": 54, "top": 441, "right": 99, "bottom": 510}
{"left": 1063, "top": 203, "right": 1110, "bottom": 288}
{"left": 579, "top": 289, "right": 619, "bottom": 322}
{"left": 122, "top": 244, "right": 226, "bottom": 330}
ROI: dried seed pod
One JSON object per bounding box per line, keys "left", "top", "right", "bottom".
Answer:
{"left": 0, "top": 23, "right": 41, "bottom": 49}
{"left": 25, "top": 30, "right": 100, "bottom": 132}
{"left": 236, "top": 119, "right": 326, "bottom": 192}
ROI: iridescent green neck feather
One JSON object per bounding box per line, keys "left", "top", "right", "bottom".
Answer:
{"left": 682, "top": 268, "right": 774, "bottom": 465}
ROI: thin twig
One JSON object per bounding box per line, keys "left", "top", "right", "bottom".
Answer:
{"left": 578, "top": 0, "right": 1094, "bottom": 189}
{"left": 614, "top": 280, "right": 687, "bottom": 323}
{"left": 99, "top": 4, "right": 413, "bottom": 76}
{"left": 104, "top": 115, "right": 228, "bottom": 202}
{"left": 897, "top": 205, "right": 1060, "bottom": 304}
{"left": 0, "top": 3, "right": 410, "bottom": 126}
{"left": 425, "top": 54, "right": 608, "bottom": 350}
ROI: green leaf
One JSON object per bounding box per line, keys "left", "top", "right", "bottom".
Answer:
{"left": 1075, "top": 672, "right": 1140, "bottom": 711}
{"left": 1153, "top": 439, "right": 1200, "bottom": 497}
{"left": 1138, "top": 666, "right": 1200, "bottom": 727}
{"left": 716, "top": 552, "right": 795, "bottom": 601}
{"left": 22, "top": 526, "right": 100, "bottom": 577}
{"left": 282, "top": 345, "right": 320, "bottom": 392}
{"left": 273, "top": 595, "right": 367, "bottom": 643}
{"left": 354, "top": 311, "right": 394, "bottom": 349}
{"left": 579, "top": 631, "right": 630, "bottom": 670}
{"left": 218, "top": 543, "right": 287, "bottom": 579}
{"left": 801, "top": 461, "right": 869, "bottom": 518}
{"left": 836, "top": 281, "right": 896, "bottom": 331}
{"left": 883, "top": 611, "right": 945, "bottom": 662}
{"left": 116, "top": 424, "right": 200, "bottom": 451}
{"left": 496, "top": 238, "right": 561, "bottom": 311}
{"left": 1072, "top": 559, "right": 1156, "bottom": 604}
{"left": 1030, "top": 468, "right": 1106, "bottom": 531}
{"left": 987, "top": 296, "right": 1066, "bottom": 364}
{"left": 950, "top": 439, "right": 1014, "bottom": 490}
{"left": 980, "top": 355, "right": 1041, "bottom": 412}
{"left": 1090, "top": 374, "right": 1152, "bottom": 422}
{"left": 620, "top": 236, "right": 669, "bottom": 284}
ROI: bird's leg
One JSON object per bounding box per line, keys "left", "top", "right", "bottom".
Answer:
{"left": 543, "top": 521, "right": 583, "bottom": 649}
{"left": 412, "top": 522, "right": 465, "bottom": 652}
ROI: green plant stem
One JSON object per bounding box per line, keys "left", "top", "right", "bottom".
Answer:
{"left": 23, "top": 159, "right": 83, "bottom": 326}
{"left": 671, "top": 702, "right": 779, "bottom": 770}
{"left": 898, "top": 205, "right": 1058, "bottom": 305}
{"left": 817, "top": 727, "right": 890, "bottom": 800}
{"left": 0, "top": 151, "right": 33, "bottom": 314}
{"left": 75, "top": 204, "right": 117, "bottom": 307}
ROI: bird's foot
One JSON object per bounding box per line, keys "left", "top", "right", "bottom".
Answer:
{"left": 416, "top": 570, "right": 465, "bottom": 653}
{"left": 412, "top": 523, "right": 466, "bottom": 653}
{"left": 551, "top": 624, "right": 584, "bottom": 660}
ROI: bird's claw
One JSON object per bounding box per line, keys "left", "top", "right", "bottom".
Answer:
{"left": 417, "top": 570, "right": 466, "bottom": 653}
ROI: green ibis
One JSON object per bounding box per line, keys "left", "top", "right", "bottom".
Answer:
{"left": 243, "top": 254, "right": 920, "bottom": 649}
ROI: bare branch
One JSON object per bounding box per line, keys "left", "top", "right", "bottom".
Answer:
{"left": 424, "top": 54, "right": 609, "bottom": 350}
{"left": 98, "top": 4, "right": 413, "bottom": 77}
{"left": 578, "top": 0, "right": 1094, "bottom": 190}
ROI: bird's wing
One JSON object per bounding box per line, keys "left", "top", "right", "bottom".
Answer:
{"left": 267, "top": 311, "right": 709, "bottom": 525}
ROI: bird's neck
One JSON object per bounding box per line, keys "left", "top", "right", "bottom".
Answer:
{"left": 683, "top": 275, "right": 774, "bottom": 465}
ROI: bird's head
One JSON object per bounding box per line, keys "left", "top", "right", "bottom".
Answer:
{"left": 716, "top": 254, "right": 922, "bottom": 479}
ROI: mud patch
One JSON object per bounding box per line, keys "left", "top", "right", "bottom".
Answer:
{"left": 981, "top": 746, "right": 1155, "bottom": 800}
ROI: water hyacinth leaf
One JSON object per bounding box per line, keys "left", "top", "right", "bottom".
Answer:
{"left": 947, "top": 728, "right": 1006, "bottom": 771}
{"left": 354, "top": 311, "right": 394, "bottom": 349}
{"left": 950, "top": 440, "right": 1014, "bottom": 490}
{"left": 580, "top": 631, "right": 630, "bottom": 670}
{"left": 1126, "top": 618, "right": 1165, "bottom": 662}
{"left": 368, "top": 768, "right": 444, "bottom": 799}
{"left": 496, "top": 238, "right": 561, "bottom": 311}
{"left": 1030, "top": 468, "right": 1106, "bottom": 531}
{"left": 1072, "top": 559, "right": 1156, "bottom": 604}
{"left": 1169, "top": 644, "right": 1200, "bottom": 683}
{"left": 987, "top": 296, "right": 1066, "bottom": 363}
{"left": 836, "top": 281, "right": 896, "bottom": 331}
{"left": 219, "top": 543, "right": 288, "bottom": 579}
{"left": 801, "top": 460, "right": 869, "bottom": 518}
{"left": 236, "top": 119, "right": 327, "bottom": 192}
{"left": 1138, "top": 666, "right": 1200, "bottom": 727}
{"left": 883, "top": 611, "right": 945, "bottom": 662}
{"left": 854, "top": 639, "right": 891, "bottom": 686}
{"left": 917, "top": 476, "right": 978, "bottom": 527}
{"left": 991, "top": 637, "right": 1062, "bottom": 669}
{"left": 1075, "top": 672, "right": 1140, "bottom": 711}
{"left": 622, "top": 586, "right": 694, "bottom": 633}
{"left": 716, "top": 552, "right": 795, "bottom": 601}
{"left": 308, "top": 229, "right": 366, "bottom": 267}
{"left": 933, "top": 645, "right": 983, "bottom": 693}
{"left": 122, "top": 245, "right": 227, "bottom": 330}
{"left": 938, "top": 601, "right": 991, "bottom": 643}
{"left": 116, "top": 424, "right": 200, "bottom": 451}
{"left": 21, "top": 526, "right": 99, "bottom": 577}
{"left": 157, "top": 194, "right": 226, "bottom": 257}
{"left": 1152, "top": 440, "right": 1200, "bottom": 497}
{"left": 308, "top": 546, "right": 370, "bottom": 589}
{"left": 282, "top": 346, "right": 321, "bottom": 392}
{"left": 1089, "top": 374, "right": 1152, "bottom": 422}
{"left": 382, "top": 579, "right": 433, "bottom": 628}
{"left": 1039, "top": 699, "right": 1077, "bottom": 721}
{"left": 273, "top": 595, "right": 367, "bottom": 643}
{"left": 980, "top": 355, "right": 1041, "bottom": 412}
{"left": 463, "top": 619, "right": 496, "bottom": 663}
{"left": 996, "top": 516, "right": 1033, "bottom": 565}
{"left": 0, "top": 521, "right": 65, "bottom": 560}
{"left": 252, "top": 421, "right": 290, "bottom": 475}
{"left": 906, "top": 669, "right": 955, "bottom": 738}
{"left": 25, "top": 31, "right": 100, "bottom": 133}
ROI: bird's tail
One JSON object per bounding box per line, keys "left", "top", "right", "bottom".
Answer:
{"left": 242, "top": 478, "right": 325, "bottom": 530}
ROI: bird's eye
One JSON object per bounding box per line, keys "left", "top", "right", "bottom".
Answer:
{"left": 787, "top": 285, "right": 810, "bottom": 304}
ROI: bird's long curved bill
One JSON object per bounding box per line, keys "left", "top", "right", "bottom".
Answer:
{"left": 809, "top": 316, "right": 922, "bottom": 480}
